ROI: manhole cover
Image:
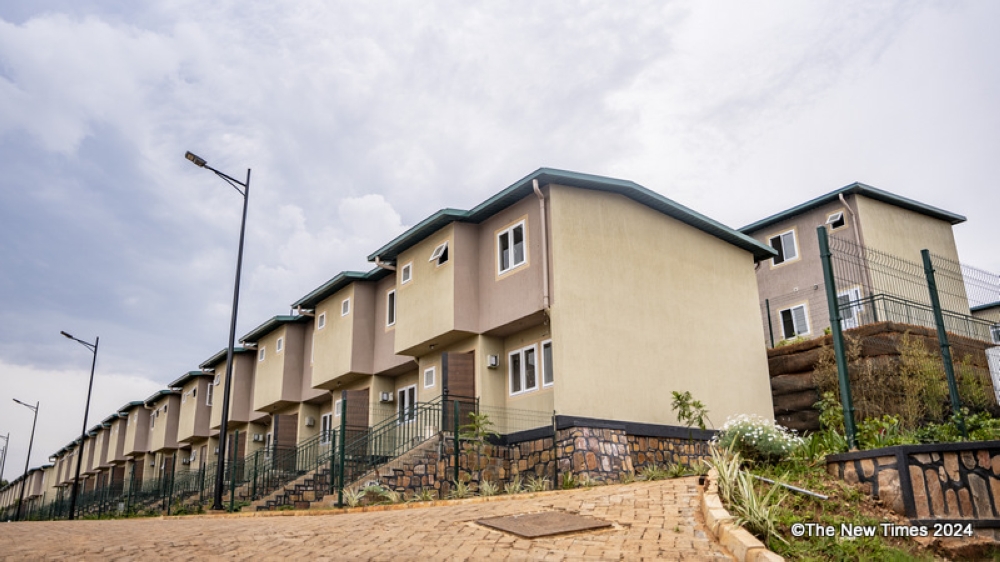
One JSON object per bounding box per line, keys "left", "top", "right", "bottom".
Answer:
{"left": 476, "top": 511, "right": 612, "bottom": 538}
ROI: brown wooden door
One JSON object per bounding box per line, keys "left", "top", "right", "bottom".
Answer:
{"left": 443, "top": 351, "right": 476, "bottom": 431}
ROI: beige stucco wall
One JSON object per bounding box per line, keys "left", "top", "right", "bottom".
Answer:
{"left": 122, "top": 406, "right": 148, "bottom": 457}
{"left": 394, "top": 224, "right": 459, "bottom": 355}
{"left": 547, "top": 185, "right": 774, "bottom": 426}
{"left": 373, "top": 274, "right": 415, "bottom": 375}
{"left": 106, "top": 416, "right": 127, "bottom": 465}
{"left": 209, "top": 352, "right": 256, "bottom": 429}
{"left": 312, "top": 284, "right": 370, "bottom": 389}
{"left": 252, "top": 323, "right": 309, "bottom": 412}
{"left": 177, "top": 377, "right": 212, "bottom": 444}
{"left": 147, "top": 394, "right": 180, "bottom": 452}
{"left": 854, "top": 195, "right": 969, "bottom": 314}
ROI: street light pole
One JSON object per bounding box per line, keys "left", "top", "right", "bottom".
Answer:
{"left": 61, "top": 331, "right": 99, "bottom": 520}
{"left": 184, "top": 151, "right": 250, "bottom": 511}
{"left": 13, "top": 399, "right": 38, "bottom": 522}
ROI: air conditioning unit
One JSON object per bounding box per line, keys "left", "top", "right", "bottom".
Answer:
{"left": 252, "top": 434, "right": 264, "bottom": 442}
{"left": 379, "top": 391, "right": 394, "bottom": 403}
{"left": 305, "top": 416, "right": 316, "bottom": 427}
{"left": 487, "top": 355, "right": 500, "bottom": 369}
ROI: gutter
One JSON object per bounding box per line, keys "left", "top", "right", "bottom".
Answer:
{"left": 532, "top": 179, "right": 551, "bottom": 310}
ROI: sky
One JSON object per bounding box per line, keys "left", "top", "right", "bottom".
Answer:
{"left": 1, "top": 1, "right": 998, "bottom": 483}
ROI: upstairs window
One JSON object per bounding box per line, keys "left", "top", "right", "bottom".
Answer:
{"left": 826, "top": 211, "right": 846, "bottom": 230}
{"left": 317, "top": 312, "right": 327, "bottom": 330}
{"left": 276, "top": 337, "right": 283, "bottom": 353}
{"left": 206, "top": 383, "right": 214, "bottom": 406}
{"left": 258, "top": 347, "right": 265, "bottom": 362}
{"left": 401, "top": 263, "right": 413, "bottom": 284}
{"left": 991, "top": 324, "right": 1000, "bottom": 345}
{"left": 386, "top": 290, "right": 396, "bottom": 327}
{"left": 769, "top": 230, "right": 798, "bottom": 266}
{"left": 498, "top": 222, "right": 526, "bottom": 274}
{"left": 779, "top": 304, "right": 810, "bottom": 339}
{"left": 429, "top": 241, "right": 449, "bottom": 266}
{"left": 341, "top": 298, "right": 351, "bottom": 317}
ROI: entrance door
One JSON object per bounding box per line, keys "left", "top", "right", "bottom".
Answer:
{"left": 442, "top": 351, "right": 476, "bottom": 431}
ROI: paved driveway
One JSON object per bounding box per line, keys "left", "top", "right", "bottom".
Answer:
{"left": 0, "top": 477, "right": 733, "bottom": 561}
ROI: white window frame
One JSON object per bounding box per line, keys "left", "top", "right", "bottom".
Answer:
{"left": 276, "top": 337, "right": 283, "bottom": 353}
{"left": 401, "top": 263, "right": 413, "bottom": 284}
{"left": 320, "top": 413, "right": 333, "bottom": 445}
{"left": 779, "top": 304, "right": 811, "bottom": 339}
{"left": 769, "top": 229, "right": 799, "bottom": 266}
{"left": 334, "top": 399, "right": 342, "bottom": 417}
{"left": 837, "top": 287, "right": 864, "bottom": 330}
{"left": 397, "top": 385, "right": 416, "bottom": 424}
{"left": 509, "top": 344, "right": 539, "bottom": 396}
{"left": 214, "top": 374, "right": 221, "bottom": 386}
{"left": 181, "top": 392, "right": 187, "bottom": 404}
{"left": 258, "top": 346, "right": 266, "bottom": 362}
{"left": 386, "top": 290, "right": 396, "bottom": 327}
{"left": 264, "top": 433, "right": 272, "bottom": 458}
{"left": 429, "top": 241, "right": 449, "bottom": 266}
{"left": 541, "top": 340, "right": 554, "bottom": 387}
{"left": 341, "top": 298, "right": 350, "bottom": 317}
{"left": 826, "top": 211, "right": 846, "bottom": 230}
{"left": 317, "top": 312, "right": 327, "bottom": 330}
{"left": 990, "top": 324, "right": 1000, "bottom": 345}
{"left": 150, "top": 412, "right": 156, "bottom": 429}
{"left": 424, "top": 366, "right": 436, "bottom": 388}
{"left": 206, "top": 383, "right": 214, "bottom": 406}
{"left": 498, "top": 221, "right": 527, "bottom": 275}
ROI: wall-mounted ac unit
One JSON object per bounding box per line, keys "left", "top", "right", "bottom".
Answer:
{"left": 305, "top": 416, "right": 316, "bottom": 427}
{"left": 487, "top": 355, "right": 500, "bottom": 369}
{"left": 379, "top": 391, "right": 394, "bottom": 403}
{"left": 252, "top": 434, "right": 264, "bottom": 442}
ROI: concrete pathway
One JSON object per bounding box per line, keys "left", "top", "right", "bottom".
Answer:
{"left": 0, "top": 477, "right": 733, "bottom": 561}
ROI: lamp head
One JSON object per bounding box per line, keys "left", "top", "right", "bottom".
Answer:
{"left": 185, "top": 151, "right": 208, "bottom": 167}
{"left": 60, "top": 331, "right": 73, "bottom": 339}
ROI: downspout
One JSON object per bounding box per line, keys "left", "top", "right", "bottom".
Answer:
{"left": 374, "top": 256, "right": 396, "bottom": 271}
{"left": 839, "top": 192, "right": 875, "bottom": 321}
{"left": 532, "top": 179, "right": 550, "bottom": 310}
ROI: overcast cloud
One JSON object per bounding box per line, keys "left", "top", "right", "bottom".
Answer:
{"left": 1, "top": 1, "right": 997, "bottom": 480}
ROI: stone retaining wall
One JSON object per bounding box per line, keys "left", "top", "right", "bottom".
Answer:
{"left": 827, "top": 441, "right": 1000, "bottom": 523}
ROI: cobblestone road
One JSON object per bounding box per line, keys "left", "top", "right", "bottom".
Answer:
{"left": 0, "top": 477, "right": 733, "bottom": 561}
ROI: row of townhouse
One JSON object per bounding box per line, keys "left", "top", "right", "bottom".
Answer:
{"left": 4, "top": 168, "right": 993, "bottom": 515}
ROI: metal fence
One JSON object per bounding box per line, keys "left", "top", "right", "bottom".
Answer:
{"left": 818, "top": 227, "right": 1000, "bottom": 447}
{"left": 6, "top": 396, "right": 555, "bottom": 520}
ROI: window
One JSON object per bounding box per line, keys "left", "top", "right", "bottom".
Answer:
{"left": 334, "top": 399, "right": 342, "bottom": 417}
{"left": 192, "top": 387, "right": 197, "bottom": 398}
{"left": 837, "top": 287, "right": 864, "bottom": 330}
{"left": 541, "top": 341, "right": 554, "bottom": 387}
{"left": 341, "top": 298, "right": 350, "bottom": 316}
{"left": 498, "top": 222, "right": 526, "bottom": 274}
{"left": 424, "top": 366, "right": 436, "bottom": 388}
{"left": 768, "top": 230, "right": 798, "bottom": 266}
{"left": 429, "top": 241, "right": 449, "bottom": 266}
{"left": 991, "top": 324, "right": 1000, "bottom": 345}
{"left": 258, "top": 346, "right": 265, "bottom": 362}
{"left": 150, "top": 412, "right": 155, "bottom": 429}
{"left": 826, "top": 211, "right": 846, "bottom": 230}
{"left": 206, "top": 383, "right": 214, "bottom": 406}
{"left": 317, "top": 312, "right": 327, "bottom": 329}
{"left": 401, "top": 263, "right": 413, "bottom": 284}
{"left": 386, "top": 290, "right": 396, "bottom": 327}
{"left": 320, "top": 413, "right": 333, "bottom": 445}
{"left": 509, "top": 345, "right": 538, "bottom": 395}
{"left": 276, "top": 337, "right": 283, "bottom": 353}
{"left": 397, "top": 385, "right": 416, "bottom": 423}
{"left": 779, "top": 304, "right": 810, "bottom": 339}
{"left": 264, "top": 433, "right": 272, "bottom": 458}
{"left": 181, "top": 392, "right": 187, "bottom": 404}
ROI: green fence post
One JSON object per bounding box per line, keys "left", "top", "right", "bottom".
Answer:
{"left": 229, "top": 429, "right": 238, "bottom": 512}
{"left": 551, "top": 411, "right": 559, "bottom": 491}
{"left": 252, "top": 451, "right": 258, "bottom": 499}
{"left": 453, "top": 399, "right": 461, "bottom": 485}
{"left": 818, "top": 226, "right": 858, "bottom": 449}
{"left": 167, "top": 452, "right": 176, "bottom": 515}
{"left": 921, "top": 250, "right": 966, "bottom": 436}
{"left": 337, "top": 394, "right": 347, "bottom": 507}
{"left": 765, "top": 299, "right": 775, "bottom": 348}
{"left": 329, "top": 431, "right": 336, "bottom": 496}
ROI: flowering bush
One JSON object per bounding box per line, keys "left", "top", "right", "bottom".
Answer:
{"left": 714, "top": 414, "right": 803, "bottom": 464}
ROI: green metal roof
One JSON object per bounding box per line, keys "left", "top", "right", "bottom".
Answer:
{"left": 291, "top": 267, "right": 392, "bottom": 309}
{"left": 199, "top": 346, "right": 251, "bottom": 370}
{"left": 239, "top": 315, "right": 309, "bottom": 344}
{"left": 366, "top": 168, "right": 777, "bottom": 263}
{"left": 143, "top": 389, "right": 179, "bottom": 406}
{"left": 168, "top": 370, "right": 214, "bottom": 389}
{"left": 739, "top": 182, "right": 967, "bottom": 233}
{"left": 117, "top": 400, "right": 145, "bottom": 415}
{"left": 102, "top": 412, "right": 126, "bottom": 425}
{"left": 971, "top": 301, "right": 1000, "bottom": 313}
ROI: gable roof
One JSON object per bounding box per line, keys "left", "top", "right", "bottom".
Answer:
{"left": 291, "top": 267, "right": 392, "bottom": 310}
{"left": 367, "top": 168, "right": 777, "bottom": 262}
{"left": 199, "top": 347, "right": 251, "bottom": 370}
{"left": 739, "top": 182, "right": 967, "bottom": 233}
{"left": 168, "top": 370, "right": 214, "bottom": 389}
{"left": 239, "top": 315, "right": 309, "bottom": 344}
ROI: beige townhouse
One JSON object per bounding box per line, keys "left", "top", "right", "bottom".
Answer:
{"left": 100, "top": 411, "right": 129, "bottom": 492}
{"left": 142, "top": 390, "right": 181, "bottom": 483}
{"left": 740, "top": 182, "right": 968, "bottom": 344}
{"left": 169, "top": 371, "right": 215, "bottom": 472}
{"left": 200, "top": 347, "right": 268, "bottom": 465}
{"left": 120, "top": 400, "right": 150, "bottom": 484}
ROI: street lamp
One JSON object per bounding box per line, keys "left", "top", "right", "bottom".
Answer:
{"left": 12, "top": 399, "right": 38, "bottom": 522}
{"left": 61, "top": 331, "right": 99, "bottom": 520}
{"left": 184, "top": 151, "right": 250, "bottom": 511}
{"left": 0, "top": 432, "right": 9, "bottom": 486}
